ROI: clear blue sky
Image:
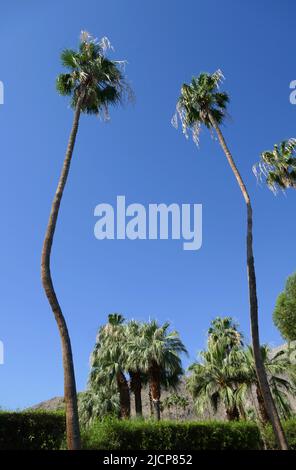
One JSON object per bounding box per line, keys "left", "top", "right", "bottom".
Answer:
{"left": 0, "top": 0, "right": 296, "bottom": 410}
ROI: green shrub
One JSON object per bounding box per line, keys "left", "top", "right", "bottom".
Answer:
{"left": 81, "top": 419, "right": 262, "bottom": 450}
{"left": 263, "top": 419, "right": 296, "bottom": 450}
{"left": 0, "top": 410, "right": 66, "bottom": 450}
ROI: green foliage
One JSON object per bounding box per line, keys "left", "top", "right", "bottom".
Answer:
{"left": 263, "top": 419, "right": 296, "bottom": 450}
{"left": 162, "top": 394, "right": 189, "bottom": 418}
{"left": 187, "top": 316, "right": 295, "bottom": 421}
{"left": 239, "top": 345, "right": 295, "bottom": 420}
{"left": 162, "top": 393, "right": 189, "bottom": 410}
{"left": 128, "top": 320, "right": 187, "bottom": 379}
{"left": 187, "top": 340, "right": 245, "bottom": 418}
{"left": 78, "top": 388, "right": 120, "bottom": 426}
{"left": 208, "top": 316, "right": 243, "bottom": 350}
{"left": 273, "top": 272, "right": 296, "bottom": 341}
{"left": 81, "top": 418, "right": 261, "bottom": 450}
{"left": 56, "top": 31, "right": 132, "bottom": 116}
{"left": 253, "top": 139, "right": 296, "bottom": 192}
{"left": 0, "top": 411, "right": 65, "bottom": 450}
{"left": 173, "top": 69, "right": 228, "bottom": 145}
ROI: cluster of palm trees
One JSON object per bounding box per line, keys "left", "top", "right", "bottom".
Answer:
{"left": 187, "top": 317, "right": 296, "bottom": 424}
{"left": 80, "top": 314, "right": 187, "bottom": 422}
{"left": 41, "top": 31, "right": 296, "bottom": 449}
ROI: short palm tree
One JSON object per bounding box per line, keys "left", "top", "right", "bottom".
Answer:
{"left": 253, "top": 139, "right": 296, "bottom": 193}
{"left": 90, "top": 314, "right": 131, "bottom": 419}
{"left": 173, "top": 70, "right": 288, "bottom": 449}
{"left": 187, "top": 341, "right": 245, "bottom": 420}
{"left": 239, "top": 346, "right": 295, "bottom": 424}
{"left": 128, "top": 321, "right": 187, "bottom": 420}
{"left": 78, "top": 385, "right": 120, "bottom": 426}
{"left": 41, "top": 32, "right": 131, "bottom": 449}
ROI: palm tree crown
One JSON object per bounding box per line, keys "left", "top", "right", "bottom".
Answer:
{"left": 208, "top": 316, "right": 244, "bottom": 351}
{"left": 172, "top": 69, "right": 229, "bottom": 145}
{"left": 129, "top": 320, "right": 187, "bottom": 374}
{"left": 187, "top": 340, "right": 245, "bottom": 419}
{"left": 253, "top": 139, "right": 296, "bottom": 193}
{"left": 56, "top": 31, "right": 131, "bottom": 116}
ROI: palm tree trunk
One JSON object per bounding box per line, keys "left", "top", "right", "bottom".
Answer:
{"left": 226, "top": 406, "right": 240, "bottom": 421}
{"left": 239, "top": 404, "right": 247, "bottom": 420}
{"left": 148, "top": 385, "right": 154, "bottom": 417}
{"left": 117, "top": 371, "right": 131, "bottom": 419}
{"left": 256, "top": 384, "right": 269, "bottom": 425}
{"left": 208, "top": 112, "right": 288, "bottom": 450}
{"left": 149, "top": 362, "right": 161, "bottom": 421}
{"left": 129, "top": 370, "right": 143, "bottom": 417}
{"left": 41, "top": 98, "right": 83, "bottom": 450}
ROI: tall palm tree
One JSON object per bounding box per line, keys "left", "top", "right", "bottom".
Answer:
{"left": 129, "top": 320, "right": 187, "bottom": 420}
{"left": 253, "top": 139, "right": 296, "bottom": 193}
{"left": 41, "top": 32, "right": 131, "bottom": 449}
{"left": 173, "top": 70, "right": 288, "bottom": 449}
{"left": 90, "top": 314, "right": 131, "bottom": 419}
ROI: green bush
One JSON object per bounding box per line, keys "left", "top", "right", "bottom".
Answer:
{"left": 0, "top": 411, "right": 66, "bottom": 450}
{"left": 263, "top": 419, "right": 296, "bottom": 450}
{"left": 81, "top": 419, "right": 262, "bottom": 450}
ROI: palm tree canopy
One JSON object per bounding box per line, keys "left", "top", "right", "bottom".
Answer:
{"left": 56, "top": 31, "right": 132, "bottom": 116}
{"left": 128, "top": 320, "right": 188, "bottom": 378}
{"left": 237, "top": 345, "right": 296, "bottom": 419}
{"left": 90, "top": 313, "right": 127, "bottom": 386}
{"left": 208, "top": 316, "right": 244, "bottom": 351}
{"left": 253, "top": 139, "right": 296, "bottom": 192}
{"left": 172, "top": 69, "right": 229, "bottom": 145}
{"left": 187, "top": 340, "right": 246, "bottom": 415}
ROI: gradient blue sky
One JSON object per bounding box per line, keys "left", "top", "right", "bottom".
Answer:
{"left": 0, "top": 0, "right": 296, "bottom": 409}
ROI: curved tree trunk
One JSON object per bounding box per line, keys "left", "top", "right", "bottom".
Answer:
{"left": 129, "top": 370, "right": 143, "bottom": 417}
{"left": 208, "top": 113, "right": 288, "bottom": 450}
{"left": 117, "top": 370, "right": 131, "bottom": 419}
{"left": 148, "top": 362, "right": 161, "bottom": 421}
{"left": 41, "top": 99, "right": 83, "bottom": 450}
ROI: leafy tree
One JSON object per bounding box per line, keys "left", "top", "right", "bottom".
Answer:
{"left": 128, "top": 321, "right": 187, "bottom": 420}
{"left": 253, "top": 139, "right": 296, "bottom": 193}
{"left": 162, "top": 393, "right": 189, "bottom": 419}
{"left": 41, "top": 32, "right": 131, "bottom": 449}
{"left": 273, "top": 273, "right": 296, "bottom": 341}
{"left": 173, "top": 70, "right": 288, "bottom": 449}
